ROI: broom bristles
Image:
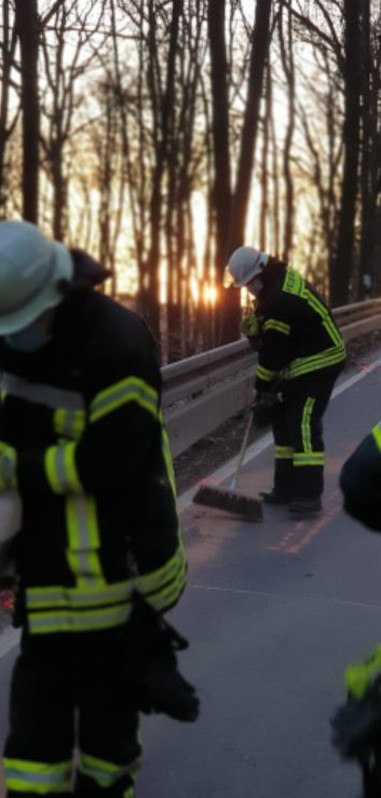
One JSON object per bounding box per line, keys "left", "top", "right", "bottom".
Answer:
{"left": 193, "top": 484, "right": 263, "bottom": 522}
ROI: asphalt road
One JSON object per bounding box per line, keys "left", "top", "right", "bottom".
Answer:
{"left": 2, "top": 350, "right": 381, "bottom": 797}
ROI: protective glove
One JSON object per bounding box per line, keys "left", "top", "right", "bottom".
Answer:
{"left": 0, "top": 442, "right": 17, "bottom": 490}
{"left": 252, "top": 391, "right": 282, "bottom": 427}
{"left": 241, "top": 314, "right": 262, "bottom": 351}
{"left": 127, "top": 591, "right": 200, "bottom": 722}
{"left": 340, "top": 426, "right": 381, "bottom": 531}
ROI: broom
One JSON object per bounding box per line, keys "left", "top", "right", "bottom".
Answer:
{"left": 192, "top": 412, "right": 263, "bottom": 522}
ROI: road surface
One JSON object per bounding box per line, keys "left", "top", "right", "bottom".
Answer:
{"left": 2, "top": 349, "right": 381, "bottom": 797}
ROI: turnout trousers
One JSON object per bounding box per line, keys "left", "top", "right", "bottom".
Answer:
{"left": 3, "top": 628, "right": 141, "bottom": 797}
{"left": 271, "top": 369, "right": 341, "bottom": 501}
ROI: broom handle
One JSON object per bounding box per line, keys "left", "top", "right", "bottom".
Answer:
{"left": 231, "top": 411, "right": 253, "bottom": 489}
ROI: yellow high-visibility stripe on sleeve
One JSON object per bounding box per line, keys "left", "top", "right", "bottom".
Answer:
{"left": 263, "top": 319, "right": 291, "bottom": 335}
{"left": 90, "top": 376, "right": 159, "bottom": 423}
{"left": 256, "top": 364, "right": 278, "bottom": 382}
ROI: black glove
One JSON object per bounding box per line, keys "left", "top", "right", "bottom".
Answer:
{"left": 127, "top": 591, "right": 200, "bottom": 722}
{"left": 252, "top": 391, "right": 282, "bottom": 427}
{"left": 340, "top": 431, "right": 381, "bottom": 531}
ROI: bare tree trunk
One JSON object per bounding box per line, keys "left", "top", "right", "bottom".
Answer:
{"left": 330, "top": 0, "right": 361, "bottom": 305}
{"left": 279, "top": 1, "right": 295, "bottom": 260}
{"left": 15, "top": 0, "right": 39, "bottom": 223}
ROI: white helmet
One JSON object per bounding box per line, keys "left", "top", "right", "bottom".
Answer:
{"left": 223, "top": 246, "right": 269, "bottom": 287}
{"left": 0, "top": 220, "right": 73, "bottom": 334}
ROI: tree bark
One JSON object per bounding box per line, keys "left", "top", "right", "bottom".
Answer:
{"left": 14, "top": 0, "right": 39, "bottom": 223}
{"left": 330, "top": 0, "right": 361, "bottom": 306}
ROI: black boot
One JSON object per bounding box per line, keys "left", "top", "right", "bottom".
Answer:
{"left": 288, "top": 497, "right": 322, "bottom": 518}
{"left": 260, "top": 489, "right": 293, "bottom": 505}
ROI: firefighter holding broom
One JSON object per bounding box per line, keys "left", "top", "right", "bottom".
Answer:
{"left": 0, "top": 220, "right": 199, "bottom": 797}
{"left": 224, "top": 246, "right": 346, "bottom": 519}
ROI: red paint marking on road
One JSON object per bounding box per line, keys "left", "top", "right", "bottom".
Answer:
{"left": 266, "top": 494, "right": 342, "bottom": 555}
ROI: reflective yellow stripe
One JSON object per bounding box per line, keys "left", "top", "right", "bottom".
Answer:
{"left": 45, "top": 443, "right": 82, "bottom": 494}
{"left": 79, "top": 752, "right": 140, "bottom": 789}
{"left": 372, "top": 423, "right": 381, "bottom": 452}
{"left": 263, "top": 319, "right": 291, "bottom": 335}
{"left": 90, "top": 376, "right": 159, "bottom": 423}
{"left": 28, "top": 603, "right": 132, "bottom": 634}
{"left": 293, "top": 452, "right": 325, "bottom": 466}
{"left": 4, "top": 757, "right": 72, "bottom": 794}
{"left": 256, "top": 364, "right": 278, "bottom": 382}
{"left": 275, "top": 446, "right": 294, "bottom": 460}
{"left": 133, "top": 542, "right": 185, "bottom": 596}
{"left": 54, "top": 408, "right": 86, "bottom": 440}
{"left": 161, "top": 424, "right": 177, "bottom": 499}
{"left": 26, "top": 580, "right": 133, "bottom": 610}
{"left": 0, "top": 443, "right": 17, "bottom": 489}
{"left": 65, "top": 495, "right": 105, "bottom": 588}
{"left": 345, "top": 644, "right": 381, "bottom": 698}
{"left": 301, "top": 397, "right": 315, "bottom": 454}
{"left": 289, "top": 344, "right": 345, "bottom": 378}
{"left": 282, "top": 268, "right": 304, "bottom": 296}
{"left": 145, "top": 563, "right": 187, "bottom": 613}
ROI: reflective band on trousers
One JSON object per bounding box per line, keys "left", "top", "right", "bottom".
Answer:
{"left": 79, "top": 751, "right": 141, "bottom": 789}
{"left": 4, "top": 757, "right": 72, "bottom": 794}
{"left": 301, "top": 397, "right": 315, "bottom": 454}
{"left": 90, "top": 376, "right": 159, "bottom": 423}
{"left": 275, "top": 446, "right": 294, "bottom": 460}
{"left": 293, "top": 452, "right": 325, "bottom": 466}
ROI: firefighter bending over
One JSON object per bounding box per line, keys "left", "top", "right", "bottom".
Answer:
{"left": 0, "top": 220, "right": 198, "bottom": 798}
{"left": 224, "top": 246, "right": 346, "bottom": 520}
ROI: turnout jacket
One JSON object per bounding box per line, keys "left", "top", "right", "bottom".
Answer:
{"left": 254, "top": 267, "right": 345, "bottom": 391}
{"left": 0, "top": 278, "right": 186, "bottom": 636}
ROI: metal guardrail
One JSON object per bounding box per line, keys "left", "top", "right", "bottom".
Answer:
{"left": 162, "top": 299, "right": 381, "bottom": 457}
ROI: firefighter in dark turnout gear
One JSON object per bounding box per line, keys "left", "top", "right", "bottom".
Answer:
{"left": 0, "top": 221, "right": 191, "bottom": 797}
{"left": 225, "top": 246, "right": 346, "bottom": 519}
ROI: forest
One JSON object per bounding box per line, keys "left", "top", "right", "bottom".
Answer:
{"left": 0, "top": 0, "right": 380, "bottom": 360}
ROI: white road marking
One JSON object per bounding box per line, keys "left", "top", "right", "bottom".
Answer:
{"left": 191, "top": 582, "right": 381, "bottom": 612}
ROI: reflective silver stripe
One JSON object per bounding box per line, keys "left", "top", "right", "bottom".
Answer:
{"left": 55, "top": 448, "right": 69, "bottom": 490}
{"left": 90, "top": 377, "right": 158, "bottom": 422}
{"left": 62, "top": 409, "right": 75, "bottom": 437}
{"left": 2, "top": 373, "right": 84, "bottom": 410}
{"left": 26, "top": 581, "right": 133, "bottom": 609}
{"left": 28, "top": 604, "right": 131, "bottom": 634}
{"left": 5, "top": 769, "right": 69, "bottom": 785}
{"left": 133, "top": 544, "right": 185, "bottom": 595}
